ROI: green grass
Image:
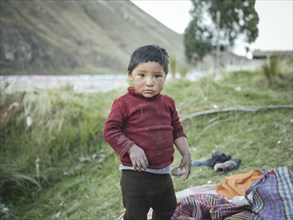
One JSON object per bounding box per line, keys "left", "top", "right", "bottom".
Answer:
{"left": 0, "top": 68, "right": 292, "bottom": 219}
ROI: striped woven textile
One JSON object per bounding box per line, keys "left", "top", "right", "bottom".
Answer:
{"left": 171, "top": 167, "right": 292, "bottom": 220}
{"left": 246, "top": 167, "right": 293, "bottom": 219}
{"left": 171, "top": 193, "right": 252, "bottom": 220}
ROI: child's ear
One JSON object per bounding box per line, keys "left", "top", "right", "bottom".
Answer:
{"left": 128, "top": 73, "right": 133, "bottom": 81}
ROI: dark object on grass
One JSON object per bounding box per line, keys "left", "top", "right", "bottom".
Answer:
{"left": 214, "top": 158, "right": 241, "bottom": 174}
{"left": 207, "top": 151, "right": 231, "bottom": 167}
{"left": 192, "top": 151, "right": 231, "bottom": 167}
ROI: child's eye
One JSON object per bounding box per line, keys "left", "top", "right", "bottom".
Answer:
{"left": 155, "top": 74, "right": 162, "bottom": 78}
{"left": 138, "top": 73, "right": 145, "bottom": 77}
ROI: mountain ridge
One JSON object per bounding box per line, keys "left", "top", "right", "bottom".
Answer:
{"left": 0, "top": 0, "right": 186, "bottom": 75}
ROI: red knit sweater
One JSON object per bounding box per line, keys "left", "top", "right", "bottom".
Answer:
{"left": 104, "top": 87, "right": 185, "bottom": 168}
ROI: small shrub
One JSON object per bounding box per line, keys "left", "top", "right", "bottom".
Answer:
{"left": 170, "top": 57, "right": 177, "bottom": 78}
{"left": 0, "top": 169, "right": 41, "bottom": 202}
{"left": 261, "top": 55, "right": 280, "bottom": 86}
{"left": 179, "top": 66, "right": 189, "bottom": 79}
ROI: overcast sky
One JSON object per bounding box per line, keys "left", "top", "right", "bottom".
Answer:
{"left": 131, "top": 0, "right": 293, "bottom": 57}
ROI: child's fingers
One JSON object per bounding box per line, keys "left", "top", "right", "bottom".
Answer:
{"left": 141, "top": 157, "right": 149, "bottom": 170}
{"left": 181, "top": 168, "right": 189, "bottom": 180}
{"left": 132, "top": 157, "right": 149, "bottom": 171}
{"left": 182, "top": 166, "right": 190, "bottom": 180}
{"left": 136, "top": 162, "right": 142, "bottom": 171}
{"left": 178, "top": 162, "right": 191, "bottom": 180}
{"left": 131, "top": 159, "right": 139, "bottom": 170}
{"left": 132, "top": 159, "right": 142, "bottom": 171}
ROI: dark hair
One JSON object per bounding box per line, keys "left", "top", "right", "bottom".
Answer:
{"left": 127, "top": 44, "right": 169, "bottom": 74}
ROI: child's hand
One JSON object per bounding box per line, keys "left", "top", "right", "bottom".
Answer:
{"left": 128, "top": 145, "right": 149, "bottom": 171}
{"left": 178, "top": 154, "right": 192, "bottom": 181}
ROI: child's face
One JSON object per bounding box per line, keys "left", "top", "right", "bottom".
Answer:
{"left": 128, "top": 61, "right": 166, "bottom": 99}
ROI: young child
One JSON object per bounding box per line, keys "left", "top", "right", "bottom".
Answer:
{"left": 104, "top": 44, "right": 191, "bottom": 220}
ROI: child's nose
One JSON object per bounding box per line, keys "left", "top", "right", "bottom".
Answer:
{"left": 145, "top": 77, "right": 154, "bottom": 86}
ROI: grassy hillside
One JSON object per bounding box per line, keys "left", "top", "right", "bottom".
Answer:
{"left": 0, "top": 0, "right": 185, "bottom": 75}
{"left": 0, "top": 65, "right": 292, "bottom": 219}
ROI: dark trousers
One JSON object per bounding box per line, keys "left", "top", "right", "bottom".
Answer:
{"left": 120, "top": 170, "right": 177, "bottom": 220}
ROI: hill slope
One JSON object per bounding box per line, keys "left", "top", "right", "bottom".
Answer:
{"left": 0, "top": 0, "right": 185, "bottom": 75}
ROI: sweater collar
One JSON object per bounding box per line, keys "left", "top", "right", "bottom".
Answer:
{"left": 128, "top": 87, "right": 160, "bottom": 101}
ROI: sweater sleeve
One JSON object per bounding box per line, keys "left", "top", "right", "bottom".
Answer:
{"left": 103, "top": 99, "right": 135, "bottom": 157}
{"left": 169, "top": 97, "right": 186, "bottom": 140}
